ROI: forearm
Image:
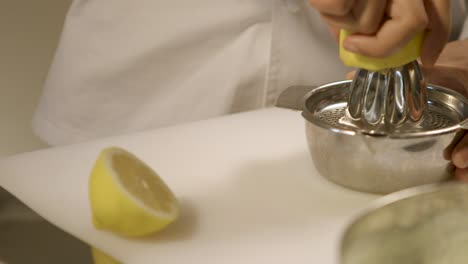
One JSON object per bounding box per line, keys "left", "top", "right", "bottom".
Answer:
{"left": 436, "top": 39, "right": 468, "bottom": 67}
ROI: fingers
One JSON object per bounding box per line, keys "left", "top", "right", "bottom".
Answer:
{"left": 320, "top": 0, "right": 387, "bottom": 34}
{"left": 311, "top": 0, "right": 451, "bottom": 61}
{"left": 343, "top": 0, "right": 428, "bottom": 57}
{"left": 443, "top": 130, "right": 466, "bottom": 162}
{"left": 444, "top": 130, "right": 468, "bottom": 182}
{"left": 421, "top": 0, "right": 451, "bottom": 66}
{"left": 452, "top": 133, "right": 468, "bottom": 169}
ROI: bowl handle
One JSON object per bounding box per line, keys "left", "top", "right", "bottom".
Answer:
{"left": 275, "top": 85, "right": 316, "bottom": 111}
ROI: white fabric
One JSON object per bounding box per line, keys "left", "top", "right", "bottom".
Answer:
{"left": 462, "top": 20, "right": 468, "bottom": 39}
{"left": 33, "top": 0, "right": 468, "bottom": 146}
{"left": 2, "top": 108, "right": 378, "bottom": 264}
{"left": 461, "top": 11, "right": 468, "bottom": 39}
{"left": 453, "top": 0, "right": 468, "bottom": 39}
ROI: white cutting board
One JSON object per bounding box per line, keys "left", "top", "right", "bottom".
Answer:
{"left": 0, "top": 108, "right": 378, "bottom": 263}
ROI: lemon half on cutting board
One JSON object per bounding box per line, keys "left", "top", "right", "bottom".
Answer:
{"left": 89, "top": 146, "right": 180, "bottom": 237}
{"left": 89, "top": 147, "right": 180, "bottom": 263}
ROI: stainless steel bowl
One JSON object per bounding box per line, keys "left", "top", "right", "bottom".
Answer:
{"left": 277, "top": 81, "right": 468, "bottom": 194}
{"left": 340, "top": 183, "right": 468, "bottom": 264}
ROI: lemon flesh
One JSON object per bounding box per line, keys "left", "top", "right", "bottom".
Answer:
{"left": 339, "top": 29, "right": 425, "bottom": 71}
{"left": 91, "top": 247, "right": 121, "bottom": 264}
{"left": 89, "top": 147, "right": 179, "bottom": 237}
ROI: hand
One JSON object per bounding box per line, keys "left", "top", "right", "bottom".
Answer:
{"left": 428, "top": 41, "right": 468, "bottom": 182}
{"left": 347, "top": 40, "right": 468, "bottom": 181}
{"left": 309, "top": 0, "right": 387, "bottom": 36}
{"left": 309, "top": 0, "right": 451, "bottom": 66}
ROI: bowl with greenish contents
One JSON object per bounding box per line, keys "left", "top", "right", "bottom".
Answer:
{"left": 340, "top": 183, "right": 468, "bottom": 264}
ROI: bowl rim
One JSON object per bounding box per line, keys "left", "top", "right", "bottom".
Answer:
{"left": 339, "top": 182, "right": 468, "bottom": 259}
{"left": 301, "top": 80, "right": 468, "bottom": 139}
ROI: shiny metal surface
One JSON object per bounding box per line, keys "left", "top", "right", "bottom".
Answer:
{"left": 305, "top": 120, "right": 457, "bottom": 194}
{"left": 340, "top": 183, "right": 468, "bottom": 264}
{"left": 305, "top": 81, "right": 467, "bottom": 193}
{"left": 343, "top": 61, "right": 428, "bottom": 135}
{"left": 275, "top": 85, "right": 315, "bottom": 111}
{"left": 276, "top": 81, "right": 468, "bottom": 194}
{"left": 302, "top": 81, "right": 467, "bottom": 138}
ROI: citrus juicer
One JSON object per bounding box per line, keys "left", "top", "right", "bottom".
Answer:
{"left": 276, "top": 29, "right": 468, "bottom": 194}
{"left": 338, "top": 30, "right": 428, "bottom": 135}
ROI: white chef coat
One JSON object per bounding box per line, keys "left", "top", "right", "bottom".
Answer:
{"left": 33, "top": 0, "right": 468, "bottom": 146}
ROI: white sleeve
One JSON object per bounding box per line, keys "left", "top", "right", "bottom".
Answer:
{"left": 460, "top": 16, "right": 468, "bottom": 39}
{"left": 458, "top": 1, "right": 468, "bottom": 39}
{"left": 33, "top": 0, "right": 274, "bottom": 145}
{"left": 33, "top": 0, "right": 348, "bottom": 146}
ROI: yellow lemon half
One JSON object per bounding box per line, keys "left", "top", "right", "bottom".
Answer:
{"left": 339, "top": 29, "right": 425, "bottom": 71}
{"left": 91, "top": 247, "right": 121, "bottom": 264}
{"left": 89, "top": 147, "right": 179, "bottom": 237}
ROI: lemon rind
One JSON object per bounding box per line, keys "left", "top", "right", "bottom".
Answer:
{"left": 339, "top": 30, "right": 425, "bottom": 71}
